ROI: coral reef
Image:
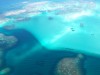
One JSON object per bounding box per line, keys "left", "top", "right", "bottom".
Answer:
{"left": 55, "top": 54, "right": 85, "bottom": 75}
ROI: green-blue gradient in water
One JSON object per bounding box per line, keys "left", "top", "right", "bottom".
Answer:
{"left": 2, "top": 11, "right": 100, "bottom": 57}
{"left": 0, "top": 0, "right": 100, "bottom": 75}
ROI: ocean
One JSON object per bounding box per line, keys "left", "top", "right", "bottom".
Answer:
{"left": 0, "top": 0, "right": 100, "bottom": 75}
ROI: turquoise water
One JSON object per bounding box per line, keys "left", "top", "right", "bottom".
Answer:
{"left": 0, "top": 0, "right": 100, "bottom": 75}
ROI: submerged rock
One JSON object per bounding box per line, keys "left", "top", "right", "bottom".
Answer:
{"left": 0, "top": 33, "right": 18, "bottom": 49}
{"left": 0, "top": 33, "right": 18, "bottom": 74}
{"left": 15, "top": 17, "right": 31, "bottom": 22}
{"left": 55, "top": 54, "right": 85, "bottom": 75}
{"left": 3, "top": 25, "right": 16, "bottom": 30}
{"left": 0, "top": 67, "right": 11, "bottom": 75}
